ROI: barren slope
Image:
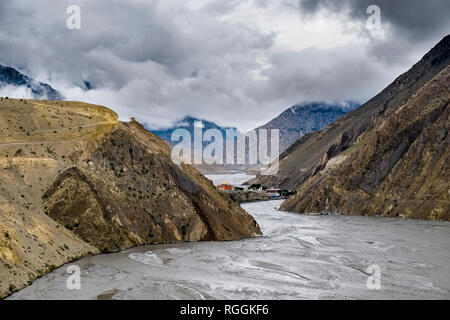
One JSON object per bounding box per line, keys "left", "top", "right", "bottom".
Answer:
{"left": 0, "top": 98, "right": 260, "bottom": 298}
{"left": 281, "top": 64, "right": 449, "bottom": 220}
{"left": 278, "top": 35, "right": 450, "bottom": 220}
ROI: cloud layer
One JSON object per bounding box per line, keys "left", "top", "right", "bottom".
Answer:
{"left": 0, "top": 0, "right": 448, "bottom": 131}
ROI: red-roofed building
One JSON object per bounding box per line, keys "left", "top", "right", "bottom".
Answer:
{"left": 218, "top": 184, "right": 233, "bottom": 190}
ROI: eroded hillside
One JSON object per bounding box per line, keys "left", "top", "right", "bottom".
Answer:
{"left": 281, "top": 64, "right": 449, "bottom": 219}
{"left": 276, "top": 35, "right": 450, "bottom": 220}
{"left": 0, "top": 98, "right": 261, "bottom": 298}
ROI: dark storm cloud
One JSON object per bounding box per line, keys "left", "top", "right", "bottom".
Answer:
{"left": 0, "top": 0, "right": 448, "bottom": 131}
{"left": 295, "top": 0, "right": 450, "bottom": 70}
{"left": 299, "top": 0, "right": 450, "bottom": 40}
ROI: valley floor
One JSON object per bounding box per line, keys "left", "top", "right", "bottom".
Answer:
{"left": 8, "top": 200, "right": 450, "bottom": 300}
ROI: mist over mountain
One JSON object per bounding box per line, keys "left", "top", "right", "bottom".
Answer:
{"left": 0, "top": 64, "right": 63, "bottom": 100}
{"left": 256, "top": 102, "right": 359, "bottom": 153}
{"left": 150, "top": 116, "right": 238, "bottom": 145}
{"left": 151, "top": 103, "right": 357, "bottom": 153}
{"left": 149, "top": 104, "right": 358, "bottom": 174}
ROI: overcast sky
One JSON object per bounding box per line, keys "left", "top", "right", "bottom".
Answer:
{"left": 0, "top": 0, "right": 449, "bottom": 131}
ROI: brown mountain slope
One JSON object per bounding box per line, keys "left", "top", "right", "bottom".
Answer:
{"left": 0, "top": 98, "right": 261, "bottom": 298}
{"left": 250, "top": 35, "right": 450, "bottom": 191}
{"left": 281, "top": 64, "right": 449, "bottom": 219}
{"left": 277, "top": 35, "right": 450, "bottom": 220}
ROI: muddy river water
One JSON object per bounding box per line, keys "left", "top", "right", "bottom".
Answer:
{"left": 9, "top": 199, "right": 450, "bottom": 300}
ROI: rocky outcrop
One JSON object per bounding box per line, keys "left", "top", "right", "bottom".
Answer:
{"left": 278, "top": 35, "right": 450, "bottom": 220}
{"left": 222, "top": 190, "right": 272, "bottom": 203}
{"left": 0, "top": 98, "right": 260, "bottom": 298}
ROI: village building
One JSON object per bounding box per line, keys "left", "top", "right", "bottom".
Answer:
{"left": 217, "top": 183, "right": 233, "bottom": 190}
{"left": 266, "top": 189, "right": 280, "bottom": 197}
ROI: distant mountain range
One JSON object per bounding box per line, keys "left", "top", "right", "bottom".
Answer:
{"left": 151, "top": 104, "right": 356, "bottom": 152}
{"left": 256, "top": 102, "right": 358, "bottom": 153}
{"left": 150, "top": 116, "right": 237, "bottom": 145}
{"left": 150, "top": 104, "right": 356, "bottom": 173}
{"left": 0, "top": 64, "right": 63, "bottom": 100}
{"left": 149, "top": 117, "right": 245, "bottom": 173}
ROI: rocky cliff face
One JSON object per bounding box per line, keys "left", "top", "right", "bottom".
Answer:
{"left": 0, "top": 98, "right": 261, "bottom": 298}
{"left": 0, "top": 65, "right": 63, "bottom": 100}
{"left": 221, "top": 190, "right": 272, "bottom": 203}
{"left": 277, "top": 35, "right": 450, "bottom": 220}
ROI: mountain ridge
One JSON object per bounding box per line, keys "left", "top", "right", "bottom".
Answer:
{"left": 150, "top": 104, "right": 356, "bottom": 174}
{"left": 0, "top": 64, "right": 63, "bottom": 100}
{"left": 150, "top": 116, "right": 237, "bottom": 144}
{"left": 0, "top": 98, "right": 261, "bottom": 298}
{"left": 254, "top": 34, "right": 450, "bottom": 220}
{"left": 255, "top": 102, "right": 358, "bottom": 153}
